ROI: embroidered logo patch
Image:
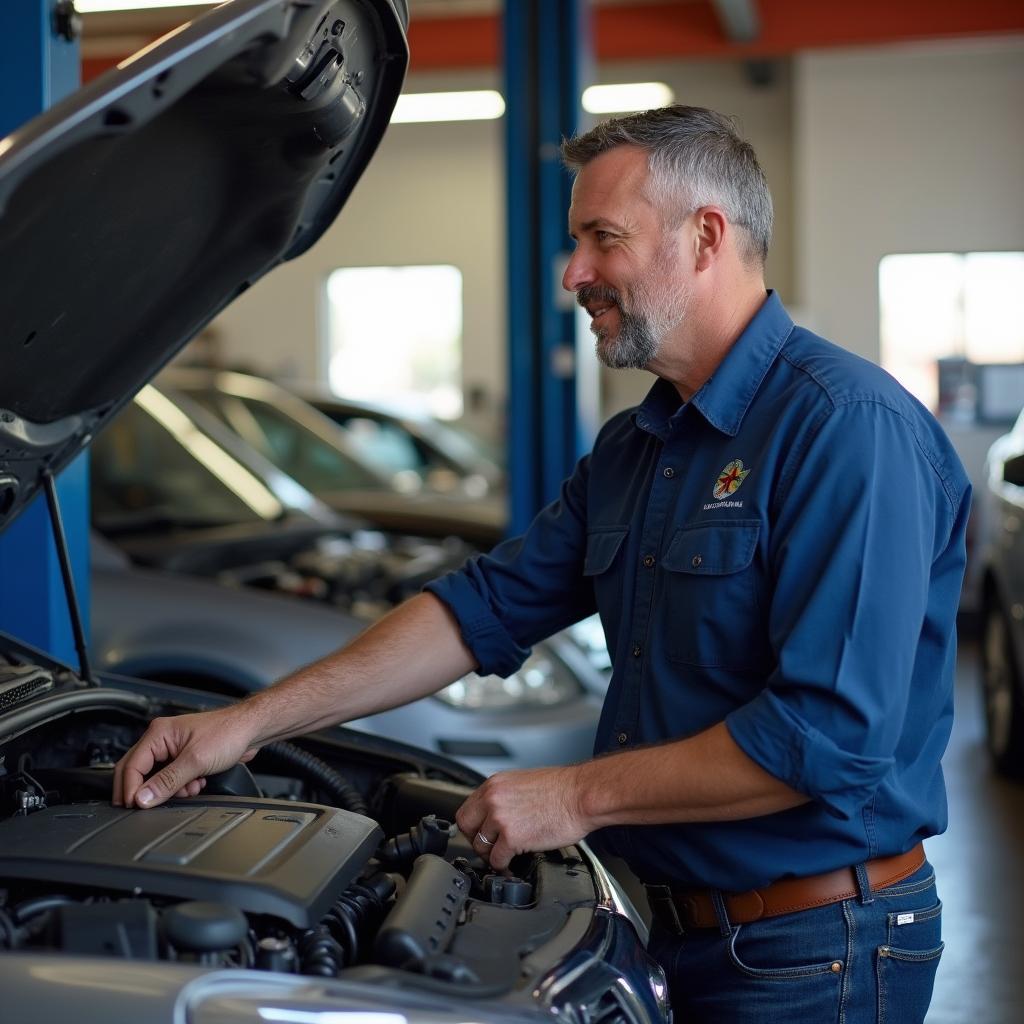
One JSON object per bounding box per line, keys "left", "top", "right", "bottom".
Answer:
{"left": 713, "top": 459, "right": 751, "bottom": 500}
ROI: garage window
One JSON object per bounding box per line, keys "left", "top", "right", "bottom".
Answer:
{"left": 880, "top": 252, "right": 1024, "bottom": 421}
{"left": 323, "top": 265, "right": 463, "bottom": 419}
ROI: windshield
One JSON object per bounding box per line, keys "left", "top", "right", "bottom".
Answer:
{"left": 91, "top": 397, "right": 279, "bottom": 531}
{"left": 334, "top": 414, "right": 440, "bottom": 477}
{"left": 188, "top": 391, "right": 386, "bottom": 494}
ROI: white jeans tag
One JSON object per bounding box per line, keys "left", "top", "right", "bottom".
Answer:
{"left": 896, "top": 912, "right": 915, "bottom": 926}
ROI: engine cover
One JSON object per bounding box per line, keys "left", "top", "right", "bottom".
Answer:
{"left": 0, "top": 797, "right": 381, "bottom": 928}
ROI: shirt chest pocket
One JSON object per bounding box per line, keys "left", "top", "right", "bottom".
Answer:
{"left": 583, "top": 526, "right": 629, "bottom": 628}
{"left": 660, "top": 520, "right": 770, "bottom": 670}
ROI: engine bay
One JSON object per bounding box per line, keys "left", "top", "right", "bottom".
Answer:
{"left": 0, "top": 679, "right": 597, "bottom": 992}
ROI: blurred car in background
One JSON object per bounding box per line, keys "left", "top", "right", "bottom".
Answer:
{"left": 91, "top": 385, "right": 461, "bottom": 620}
{"left": 90, "top": 392, "right": 607, "bottom": 773}
{"left": 979, "top": 408, "right": 1024, "bottom": 777}
{"left": 301, "top": 388, "right": 505, "bottom": 499}
{"left": 160, "top": 367, "right": 507, "bottom": 546}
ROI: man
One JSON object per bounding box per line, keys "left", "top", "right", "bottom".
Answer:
{"left": 114, "top": 106, "right": 969, "bottom": 1022}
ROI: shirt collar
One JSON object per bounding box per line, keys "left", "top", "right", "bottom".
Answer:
{"left": 632, "top": 290, "right": 793, "bottom": 439}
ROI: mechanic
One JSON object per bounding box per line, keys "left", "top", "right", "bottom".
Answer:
{"left": 114, "top": 106, "right": 969, "bottom": 1022}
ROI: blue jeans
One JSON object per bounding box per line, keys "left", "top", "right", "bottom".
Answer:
{"left": 648, "top": 861, "right": 943, "bottom": 1023}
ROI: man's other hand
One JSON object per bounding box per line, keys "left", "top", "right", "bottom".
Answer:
{"left": 112, "top": 708, "right": 259, "bottom": 809}
{"left": 455, "top": 765, "right": 589, "bottom": 872}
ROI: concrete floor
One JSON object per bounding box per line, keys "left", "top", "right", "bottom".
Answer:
{"left": 926, "top": 637, "right": 1023, "bottom": 1023}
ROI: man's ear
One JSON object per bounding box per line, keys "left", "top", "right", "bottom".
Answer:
{"left": 693, "top": 207, "right": 728, "bottom": 271}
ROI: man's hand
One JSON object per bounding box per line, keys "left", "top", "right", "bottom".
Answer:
{"left": 455, "top": 765, "right": 589, "bottom": 872}
{"left": 113, "top": 707, "right": 260, "bottom": 809}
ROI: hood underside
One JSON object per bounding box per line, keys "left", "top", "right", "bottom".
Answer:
{"left": 0, "top": 0, "right": 408, "bottom": 534}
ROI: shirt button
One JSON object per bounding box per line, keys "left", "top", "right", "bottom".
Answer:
{"left": 617, "top": 732, "right": 628, "bottom": 745}
{"left": 691, "top": 554, "right": 702, "bottom": 568}
{"left": 642, "top": 554, "right": 655, "bottom": 568}
{"left": 663, "top": 467, "right": 675, "bottom": 478}
{"left": 632, "top": 644, "right": 642, "bottom": 658}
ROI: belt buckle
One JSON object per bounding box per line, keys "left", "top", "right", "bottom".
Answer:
{"left": 645, "top": 884, "right": 685, "bottom": 937}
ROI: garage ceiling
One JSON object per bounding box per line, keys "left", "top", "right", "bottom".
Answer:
{"left": 81, "top": 0, "right": 1024, "bottom": 80}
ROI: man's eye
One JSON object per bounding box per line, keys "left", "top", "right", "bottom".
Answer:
{"left": 595, "top": 230, "right": 612, "bottom": 242}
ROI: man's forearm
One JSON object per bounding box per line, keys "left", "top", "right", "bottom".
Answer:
{"left": 237, "top": 592, "right": 478, "bottom": 746}
{"left": 575, "top": 721, "right": 808, "bottom": 828}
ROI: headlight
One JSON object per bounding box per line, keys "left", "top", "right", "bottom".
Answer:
{"left": 434, "top": 650, "right": 583, "bottom": 710}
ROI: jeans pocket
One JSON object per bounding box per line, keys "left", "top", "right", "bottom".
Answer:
{"left": 876, "top": 899, "right": 943, "bottom": 1024}
{"left": 727, "top": 906, "right": 847, "bottom": 980}
{"left": 725, "top": 922, "right": 844, "bottom": 1020}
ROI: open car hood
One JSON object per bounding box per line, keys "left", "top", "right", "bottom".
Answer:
{"left": 0, "top": 0, "right": 408, "bottom": 535}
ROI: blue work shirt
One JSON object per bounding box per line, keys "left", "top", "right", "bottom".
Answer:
{"left": 426, "top": 292, "right": 971, "bottom": 891}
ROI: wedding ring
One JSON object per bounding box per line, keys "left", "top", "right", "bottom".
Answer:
{"left": 476, "top": 831, "right": 495, "bottom": 846}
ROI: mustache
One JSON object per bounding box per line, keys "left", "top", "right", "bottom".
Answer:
{"left": 576, "top": 284, "right": 621, "bottom": 309}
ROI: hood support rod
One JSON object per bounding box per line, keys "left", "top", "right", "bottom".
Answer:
{"left": 42, "top": 469, "right": 96, "bottom": 685}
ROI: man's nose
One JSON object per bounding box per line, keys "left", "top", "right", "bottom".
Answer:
{"left": 562, "top": 248, "right": 594, "bottom": 294}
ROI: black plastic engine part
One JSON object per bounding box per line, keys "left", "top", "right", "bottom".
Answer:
{"left": 262, "top": 741, "right": 368, "bottom": 815}
{"left": 482, "top": 874, "right": 533, "bottom": 907}
{"left": 374, "top": 853, "right": 469, "bottom": 969}
{"left": 257, "top": 935, "right": 298, "bottom": 972}
{"left": 0, "top": 797, "right": 382, "bottom": 928}
{"left": 377, "top": 814, "right": 451, "bottom": 871}
{"left": 56, "top": 900, "right": 158, "bottom": 959}
{"left": 162, "top": 900, "right": 247, "bottom": 953}
{"left": 375, "top": 773, "right": 473, "bottom": 836}
{"left": 299, "top": 870, "right": 396, "bottom": 976}
{"left": 203, "top": 763, "right": 262, "bottom": 798}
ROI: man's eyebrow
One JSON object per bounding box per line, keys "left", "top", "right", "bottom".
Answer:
{"left": 567, "top": 216, "right": 626, "bottom": 237}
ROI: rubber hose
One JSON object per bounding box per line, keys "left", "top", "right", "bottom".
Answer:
{"left": 263, "top": 741, "right": 369, "bottom": 816}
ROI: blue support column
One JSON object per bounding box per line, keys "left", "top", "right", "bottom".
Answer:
{"left": 504, "top": 0, "right": 594, "bottom": 536}
{"left": 0, "top": 1, "right": 87, "bottom": 662}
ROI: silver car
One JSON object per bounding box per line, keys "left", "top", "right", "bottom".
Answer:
{"left": 162, "top": 366, "right": 509, "bottom": 547}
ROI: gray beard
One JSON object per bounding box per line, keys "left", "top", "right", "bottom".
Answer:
{"left": 594, "top": 308, "right": 661, "bottom": 369}
{"left": 593, "top": 284, "right": 688, "bottom": 370}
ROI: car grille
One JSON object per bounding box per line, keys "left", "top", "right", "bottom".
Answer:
{"left": 584, "top": 987, "right": 631, "bottom": 1024}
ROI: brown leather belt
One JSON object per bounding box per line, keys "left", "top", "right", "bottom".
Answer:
{"left": 645, "top": 843, "right": 926, "bottom": 932}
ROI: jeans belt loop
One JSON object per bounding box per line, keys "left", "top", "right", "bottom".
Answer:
{"left": 644, "top": 884, "right": 685, "bottom": 937}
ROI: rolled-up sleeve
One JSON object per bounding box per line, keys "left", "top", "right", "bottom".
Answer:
{"left": 725, "top": 400, "right": 965, "bottom": 819}
{"left": 425, "top": 454, "right": 596, "bottom": 678}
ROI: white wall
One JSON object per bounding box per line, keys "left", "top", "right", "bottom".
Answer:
{"left": 794, "top": 36, "right": 1024, "bottom": 363}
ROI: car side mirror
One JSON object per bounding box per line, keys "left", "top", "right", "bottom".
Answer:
{"left": 1004, "top": 454, "right": 1024, "bottom": 488}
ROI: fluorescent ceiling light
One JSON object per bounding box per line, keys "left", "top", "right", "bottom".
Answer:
{"left": 76, "top": 0, "right": 212, "bottom": 11}
{"left": 582, "top": 82, "right": 675, "bottom": 114}
{"left": 390, "top": 90, "right": 505, "bottom": 124}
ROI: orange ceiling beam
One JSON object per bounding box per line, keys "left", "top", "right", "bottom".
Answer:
{"left": 406, "top": 0, "right": 1024, "bottom": 70}
{"left": 82, "top": 0, "right": 1024, "bottom": 84}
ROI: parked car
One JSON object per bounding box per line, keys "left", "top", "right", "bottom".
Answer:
{"left": 161, "top": 366, "right": 508, "bottom": 546}
{"left": 89, "top": 394, "right": 607, "bottom": 774}
{"left": 301, "top": 387, "right": 506, "bottom": 497}
{"left": 979, "top": 409, "right": 1024, "bottom": 777}
{"left": 0, "top": 2, "right": 666, "bottom": 1021}
{"left": 91, "top": 385, "right": 467, "bottom": 620}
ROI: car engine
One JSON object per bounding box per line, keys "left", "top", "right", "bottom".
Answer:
{"left": 216, "top": 530, "right": 471, "bottom": 621}
{"left": 0, "top": 686, "right": 597, "bottom": 990}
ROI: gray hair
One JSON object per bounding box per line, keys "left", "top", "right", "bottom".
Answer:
{"left": 561, "top": 105, "right": 773, "bottom": 266}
